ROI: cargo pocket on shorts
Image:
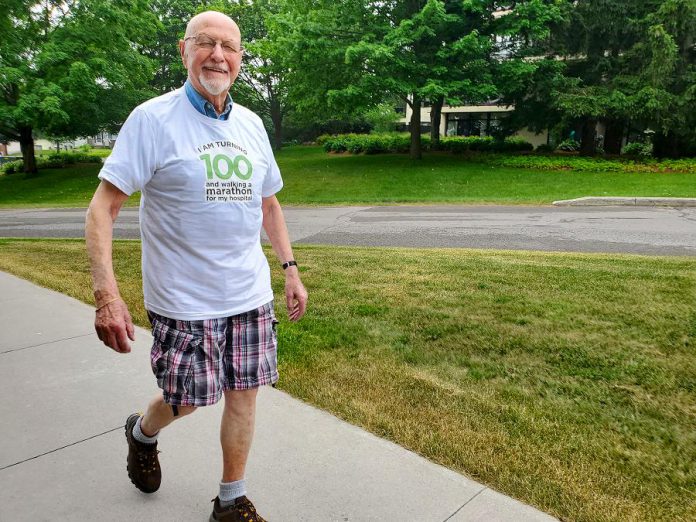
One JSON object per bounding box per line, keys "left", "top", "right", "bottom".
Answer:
{"left": 150, "top": 318, "right": 200, "bottom": 398}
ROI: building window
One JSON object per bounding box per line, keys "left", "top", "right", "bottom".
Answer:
{"left": 445, "top": 112, "right": 504, "bottom": 137}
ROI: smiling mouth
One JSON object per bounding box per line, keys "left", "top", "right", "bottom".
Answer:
{"left": 203, "top": 67, "right": 228, "bottom": 75}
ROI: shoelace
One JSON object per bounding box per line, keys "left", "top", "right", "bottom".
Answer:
{"left": 137, "top": 448, "right": 160, "bottom": 472}
{"left": 211, "top": 497, "right": 266, "bottom": 522}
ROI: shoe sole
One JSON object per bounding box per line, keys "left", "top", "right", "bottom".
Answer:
{"left": 125, "top": 413, "right": 159, "bottom": 494}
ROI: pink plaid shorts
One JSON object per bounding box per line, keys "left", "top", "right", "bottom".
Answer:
{"left": 147, "top": 301, "right": 279, "bottom": 407}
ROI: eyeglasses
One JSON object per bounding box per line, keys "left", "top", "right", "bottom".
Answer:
{"left": 184, "top": 34, "right": 243, "bottom": 55}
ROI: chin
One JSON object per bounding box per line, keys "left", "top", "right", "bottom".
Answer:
{"left": 199, "top": 75, "right": 230, "bottom": 96}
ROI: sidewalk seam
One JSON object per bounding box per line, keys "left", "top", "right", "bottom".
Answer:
{"left": 0, "top": 332, "right": 94, "bottom": 355}
{"left": 0, "top": 426, "right": 121, "bottom": 472}
{"left": 441, "top": 486, "right": 487, "bottom": 521}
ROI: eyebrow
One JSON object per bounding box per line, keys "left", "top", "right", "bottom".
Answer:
{"left": 196, "top": 33, "right": 240, "bottom": 44}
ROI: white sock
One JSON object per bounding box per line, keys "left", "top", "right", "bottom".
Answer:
{"left": 219, "top": 479, "right": 247, "bottom": 506}
{"left": 133, "top": 416, "right": 158, "bottom": 444}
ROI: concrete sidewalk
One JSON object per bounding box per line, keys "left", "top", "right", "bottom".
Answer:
{"left": 0, "top": 271, "right": 558, "bottom": 522}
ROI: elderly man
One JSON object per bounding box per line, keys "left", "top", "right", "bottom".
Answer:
{"left": 85, "top": 10, "right": 307, "bottom": 522}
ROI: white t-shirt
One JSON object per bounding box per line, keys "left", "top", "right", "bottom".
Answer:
{"left": 99, "top": 88, "right": 283, "bottom": 320}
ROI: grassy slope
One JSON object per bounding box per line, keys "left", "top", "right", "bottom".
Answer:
{"left": 0, "top": 238, "right": 694, "bottom": 522}
{"left": 0, "top": 146, "right": 694, "bottom": 207}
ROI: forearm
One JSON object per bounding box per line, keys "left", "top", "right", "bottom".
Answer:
{"left": 262, "top": 198, "right": 298, "bottom": 275}
{"left": 85, "top": 183, "right": 126, "bottom": 305}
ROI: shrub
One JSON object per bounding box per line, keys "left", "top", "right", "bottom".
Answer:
{"left": 1, "top": 160, "right": 24, "bottom": 175}
{"left": 323, "top": 133, "right": 416, "bottom": 154}
{"left": 622, "top": 142, "right": 653, "bottom": 158}
{"left": 315, "top": 134, "right": 331, "bottom": 146}
{"left": 535, "top": 144, "right": 555, "bottom": 153}
{"left": 439, "top": 136, "right": 532, "bottom": 153}
{"left": 485, "top": 155, "right": 696, "bottom": 173}
{"left": 0, "top": 151, "right": 102, "bottom": 174}
{"left": 322, "top": 133, "right": 526, "bottom": 155}
{"left": 557, "top": 139, "right": 580, "bottom": 152}
{"left": 440, "top": 136, "right": 493, "bottom": 153}
{"left": 502, "top": 136, "right": 534, "bottom": 152}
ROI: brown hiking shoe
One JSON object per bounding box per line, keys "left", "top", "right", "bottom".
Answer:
{"left": 209, "top": 496, "right": 267, "bottom": 522}
{"left": 125, "top": 413, "right": 161, "bottom": 493}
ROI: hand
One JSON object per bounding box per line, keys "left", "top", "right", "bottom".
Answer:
{"left": 94, "top": 298, "right": 135, "bottom": 353}
{"left": 285, "top": 274, "right": 308, "bottom": 322}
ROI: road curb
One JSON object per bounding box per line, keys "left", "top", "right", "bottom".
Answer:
{"left": 553, "top": 197, "right": 696, "bottom": 207}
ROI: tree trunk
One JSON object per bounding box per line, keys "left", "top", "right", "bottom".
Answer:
{"left": 409, "top": 95, "right": 422, "bottom": 160}
{"left": 579, "top": 118, "right": 597, "bottom": 156}
{"left": 429, "top": 95, "right": 444, "bottom": 151}
{"left": 603, "top": 119, "right": 624, "bottom": 155}
{"left": 270, "top": 99, "right": 283, "bottom": 151}
{"left": 19, "top": 126, "right": 37, "bottom": 174}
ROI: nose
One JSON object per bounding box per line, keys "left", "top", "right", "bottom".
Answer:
{"left": 210, "top": 42, "right": 225, "bottom": 61}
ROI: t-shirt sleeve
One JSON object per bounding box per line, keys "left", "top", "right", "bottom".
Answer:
{"left": 260, "top": 128, "right": 283, "bottom": 198}
{"left": 98, "top": 107, "right": 157, "bottom": 195}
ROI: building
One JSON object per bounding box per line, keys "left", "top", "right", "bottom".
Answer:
{"left": 400, "top": 101, "right": 549, "bottom": 148}
{"left": 4, "top": 132, "right": 118, "bottom": 155}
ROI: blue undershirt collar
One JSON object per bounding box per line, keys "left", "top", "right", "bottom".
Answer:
{"left": 184, "top": 79, "right": 233, "bottom": 120}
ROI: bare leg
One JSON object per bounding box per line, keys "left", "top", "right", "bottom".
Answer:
{"left": 140, "top": 392, "right": 196, "bottom": 437}
{"left": 220, "top": 388, "right": 258, "bottom": 482}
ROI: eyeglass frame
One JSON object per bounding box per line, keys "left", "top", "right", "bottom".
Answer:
{"left": 183, "top": 34, "right": 244, "bottom": 56}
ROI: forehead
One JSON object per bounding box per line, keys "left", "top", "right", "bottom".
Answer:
{"left": 190, "top": 14, "right": 240, "bottom": 42}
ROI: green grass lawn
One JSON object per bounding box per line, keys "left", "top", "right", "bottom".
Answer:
{"left": 0, "top": 238, "right": 694, "bottom": 521}
{"left": 0, "top": 146, "right": 694, "bottom": 207}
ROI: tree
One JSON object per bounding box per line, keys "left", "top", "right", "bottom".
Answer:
{"left": 144, "top": 0, "right": 212, "bottom": 95}
{"left": 276, "top": 0, "right": 561, "bottom": 159}
{"left": 268, "top": 0, "right": 370, "bottom": 135}
{"left": 0, "top": 1, "right": 157, "bottom": 173}
{"left": 504, "top": 1, "right": 695, "bottom": 157}
{"left": 222, "top": 0, "right": 291, "bottom": 150}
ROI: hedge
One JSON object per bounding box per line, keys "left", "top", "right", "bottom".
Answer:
{"left": 1, "top": 151, "right": 103, "bottom": 174}
{"left": 487, "top": 155, "right": 696, "bottom": 173}
{"left": 319, "top": 133, "right": 532, "bottom": 154}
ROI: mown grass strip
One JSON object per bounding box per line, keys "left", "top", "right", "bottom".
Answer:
{"left": 0, "top": 238, "right": 694, "bottom": 521}
{"left": 1, "top": 146, "right": 694, "bottom": 208}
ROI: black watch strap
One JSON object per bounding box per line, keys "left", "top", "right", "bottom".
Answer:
{"left": 282, "top": 260, "right": 297, "bottom": 270}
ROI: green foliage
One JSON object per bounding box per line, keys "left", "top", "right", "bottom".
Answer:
{"left": 502, "top": 0, "right": 696, "bottom": 156}
{"left": 535, "top": 144, "right": 555, "bottom": 153}
{"left": 622, "top": 142, "right": 654, "bottom": 158}
{"left": 321, "top": 133, "right": 533, "bottom": 154}
{"left": 363, "top": 103, "right": 401, "bottom": 133}
{"left": 557, "top": 139, "right": 580, "bottom": 152}
{"left": 1, "top": 151, "right": 102, "bottom": 174}
{"left": 322, "top": 133, "right": 424, "bottom": 154}
{"left": 489, "top": 155, "right": 695, "bottom": 173}
{"left": 1, "top": 161, "right": 24, "bottom": 175}
{"left": 1, "top": 0, "right": 158, "bottom": 172}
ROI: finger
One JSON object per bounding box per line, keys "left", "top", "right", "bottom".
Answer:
{"left": 115, "top": 328, "right": 131, "bottom": 354}
{"left": 126, "top": 320, "right": 135, "bottom": 342}
{"left": 104, "top": 331, "right": 119, "bottom": 352}
{"left": 296, "top": 294, "right": 307, "bottom": 319}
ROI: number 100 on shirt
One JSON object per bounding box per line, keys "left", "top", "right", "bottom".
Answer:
{"left": 200, "top": 152, "right": 253, "bottom": 181}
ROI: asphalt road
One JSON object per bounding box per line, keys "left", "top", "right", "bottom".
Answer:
{"left": 1, "top": 205, "right": 695, "bottom": 256}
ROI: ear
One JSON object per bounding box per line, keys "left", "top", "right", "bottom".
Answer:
{"left": 179, "top": 39, "right": 188, "bottom": 69}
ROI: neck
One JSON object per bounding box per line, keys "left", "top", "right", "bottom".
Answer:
{"left": 207, "top": 93, "right": 228, "bottom": 114}
{"left": 189, "top": 79, "right": 228, "bottom": 114}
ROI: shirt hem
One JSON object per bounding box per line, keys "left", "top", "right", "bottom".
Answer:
{"left": 144, "top": 291, "right": 274, "bottom": 321}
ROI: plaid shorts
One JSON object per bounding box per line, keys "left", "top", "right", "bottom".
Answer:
{"left": 147, "top": 301, "right": 279, "bottom": 407}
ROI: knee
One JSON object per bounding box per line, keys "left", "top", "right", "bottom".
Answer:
{"left": 223, "top": 388, "right": 258, "bottom": 412}
{"left": 173, "top": 404, "right": 197, "bottom": 417}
